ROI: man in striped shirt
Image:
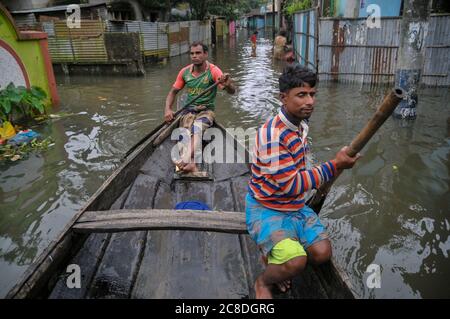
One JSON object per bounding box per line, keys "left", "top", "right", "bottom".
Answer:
{"left": 246, "top": 65, "right": 361, "bottom": 298}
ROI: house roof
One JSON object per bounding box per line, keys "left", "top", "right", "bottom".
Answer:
{"left": 11, "top": 2, "right": 107, "bottom": 14}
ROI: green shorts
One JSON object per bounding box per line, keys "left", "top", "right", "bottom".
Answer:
{"left": 268, "top": 238, "right": 307, "bottom": 264}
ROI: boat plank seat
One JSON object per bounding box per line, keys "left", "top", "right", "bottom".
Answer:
{"left": 73, "top": 209, "right": 247, "bottom": 234}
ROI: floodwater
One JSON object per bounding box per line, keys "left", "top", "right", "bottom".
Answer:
{"left": 0, "top": 29, "right": 449, "bottom": 298}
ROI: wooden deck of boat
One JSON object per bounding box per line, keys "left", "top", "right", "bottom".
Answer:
{"left": 48, "top": 137, "right": 353, "bottom": 299}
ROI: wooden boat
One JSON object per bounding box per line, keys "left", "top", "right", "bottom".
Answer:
{"left": 6, "top": 118, "right": 356, "bottom": 299}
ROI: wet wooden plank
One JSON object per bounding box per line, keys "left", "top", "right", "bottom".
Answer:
{"left": 131, "top": 181, "right": 176, "bottom": 298}
{"left": 152, "top": 181, "right": 175, "bottom": 209}
{"left": 231, "top": 175, "right": 251, "bottom": 211}
{"left": 86, "top": 231, "right": 146, "bottom": 299}
{"left": 152, "top": 117, "right": 181, "bottom": 146}
{"left": 131, "top": 180, "right": 249, "bottom": 298}
{"left": 140, "top": 138, "right": 176, "bottom": 182}
{"left": 212, "top": 181, "right": 236, "bottom": 211}
{"left": 212, "top": 134, "right": 250, "bottom": 181}
{"left": 73, "top": 209, "right": 247, "bottom": 233}
{"left": 313, "top": 261, "right": 355, "bottom": 299}
{"left": 174, "top": 169, "right": 213, "bottom": 181}
{"left": 86, "top": 174, "right": 158, "bottom": 298}
{"left": 289, "top": 265, "right": 329, "bottom": 299}
{"left": 48, "top": 185, "right": 131, "bottom": 298}
{"left": 230, "top": 175, "right": 264, "bottom": 299}
{"left": 214, "top": 162, "right": 249, "bottom": 182}
{"left": 48, "top": 233, "right": 111, "bottom": 299}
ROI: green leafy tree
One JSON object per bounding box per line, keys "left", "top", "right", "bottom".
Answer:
{"left": 139, "top": 0, "right": 266, "bottom": 21}
{"left": 190, "top": 0, "right": 266, "bottom": 21}
{"left": 283, "top": 0, "right": 312, "bottom": 16}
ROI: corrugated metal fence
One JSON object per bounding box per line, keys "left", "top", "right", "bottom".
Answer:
{"left": 105, "top": 20, "right": 169, "bottom": 57}
{"left": 422, "top": 14, "right": 450, "bottom": 86}
{"left": 43, "top": 20, "right": 108, "bottom": 63}
{"left": 293, "top": 12, "right": 450, "bottom": 86}
{"left": 319, "top": 17, "right": 401, "bottom": 84}
{"left": 293, "top": 8, "right": 318, "bottom": 72}
{"left": 42, "top": 19, "right": 211, "bottom": 63}
{"left": 189, "top": 20, "right": 212, "bottom": 45}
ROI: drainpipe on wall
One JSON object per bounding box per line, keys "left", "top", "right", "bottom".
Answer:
{"left": 394, "top": 0, "right": 431, "bottom": 119}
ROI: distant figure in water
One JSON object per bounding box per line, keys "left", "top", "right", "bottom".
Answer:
{"left": 283, "top": 45, "right": 296, "bottom": 66}
{"left": 250, "top": 30, "right": 258, "bottom": 56}
{"left": 273, "top": 30, "right": 287, "bottom": 60}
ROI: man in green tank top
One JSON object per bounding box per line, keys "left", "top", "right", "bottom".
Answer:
{"left": 165, "top": 42, "right": 236, "bottom": 173}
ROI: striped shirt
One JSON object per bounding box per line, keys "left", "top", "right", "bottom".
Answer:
{"left": 248, "top": 108, "right": 337, "bottom": 212}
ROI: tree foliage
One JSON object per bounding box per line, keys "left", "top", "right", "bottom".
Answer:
{"left": 139, "top": 0, "right": 266, "bottom": 21}
{"left": 284, "top": 0, "right": 312, "bottom": 16}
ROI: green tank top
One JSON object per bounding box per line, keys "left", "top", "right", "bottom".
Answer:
{"left": 182, "top": 64, "right": 218, "bottom": 110}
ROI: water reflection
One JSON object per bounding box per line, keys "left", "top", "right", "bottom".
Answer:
{"left": 0, "top": 29, "right": 449, "bottom": 298}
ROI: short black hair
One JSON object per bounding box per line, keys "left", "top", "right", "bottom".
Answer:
{"left": 279, "top": 64, "right": 317, "bottom": 92}
{"left": 190, "top": 41, "right": 208, "bottom": 53}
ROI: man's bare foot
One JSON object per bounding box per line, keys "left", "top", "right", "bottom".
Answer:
{"left": 174, "top": 160, "right": 186, "bottom": 172}
{"left": 181, "top": 162, "right": 198, "bottom": 173}
{"left": 276, "top": 280, "right": 291, "bottom": 292}
{"left": 260, "top": 255, "right": 291, "bottom": 293}
{"left": 254, "top": 276, "right": 273, "bottom": 299}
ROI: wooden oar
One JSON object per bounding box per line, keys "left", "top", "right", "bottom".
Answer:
{"left": 124, "top": 80, "right": 221, "bottom": 158}
{"left": 308, "top": 87, "right": 405, "bottom": 214}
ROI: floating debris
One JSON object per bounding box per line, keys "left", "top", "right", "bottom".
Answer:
{"left": 0, "top": 137, "right": 54, "bottom": 162}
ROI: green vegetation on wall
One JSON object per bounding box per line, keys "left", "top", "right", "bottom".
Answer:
{"left": 0, "top": 83, "right": 47, "bottom": 123}
{"left": 284, "top": 0, "right": 312, "bottom": 16}
{"left": 0, "top": 11, "right": 52, "bottom": 108}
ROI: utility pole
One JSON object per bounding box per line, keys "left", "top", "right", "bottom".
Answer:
{"left": 165, "top": 0, "right": 171, "bottom": 21}
{"left": 273, "top": 0, "right": 276, "bottom": 39}
{"left": 394, "top": 0, "right": 431, "bottom": 119}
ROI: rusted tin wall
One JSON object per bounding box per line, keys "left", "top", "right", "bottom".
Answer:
{"left": 168, "top": 22, "right": 181, "bottom": 57}
{"left": 318, "top": 17, "right": 399, "bottom": 84}
{"left": 168, "top": 21, "right": 210, "bottom": 57}
{"left": 317, "top": 14, "right": 449, "bottom": 86}
{"left": 105, "top": 21, "right": 169, "bottom": 58}
{"left": 168, "top": 22, "right": 190, "bottom": 57}
{"left": 179, "top": 21, "right": 190, "bottom": 55}
{"left": 422, "top": 14, "right": 450, "bottom": 87}
{"left": 42, "top": 20, "right": 144, "bottom": 75}
{"left": 44, "top": 19, "right": 210, "bottom": 63}
{"left": 190, "top": 20, "right": 211, "bottom": 45}
{"left": 43, "top": 20, "right": 107, "bottom": 63}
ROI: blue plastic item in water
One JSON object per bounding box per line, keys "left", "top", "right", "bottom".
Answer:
{"left": 8, "top": 130, "right": 40, "bottom": 146}
{"left": 175, "top": 201, "right": 211, "bottom": 211}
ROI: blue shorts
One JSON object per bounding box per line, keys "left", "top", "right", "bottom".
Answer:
{"left": 245, "top": 193, "right": 329, "bottom": 256}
